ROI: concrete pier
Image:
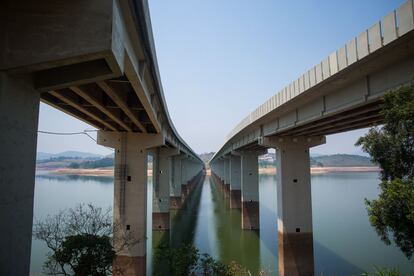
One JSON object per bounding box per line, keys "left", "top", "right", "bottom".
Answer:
{"left": 229, "top": 155, "right": 242, "bottom": 209}
{"left": 240, "top": 152, "right": 260, "bottom": 230}
{"left": 0, "top": 73, "right": 40, "bottom": 275}
{"left": 263, "top": 136, "right": 325, "bottom": 276}
{"left": 170, "top": 155, "right": 186, "bottom": 210}
{"left": 98, "top": 131, "right": 165, "bottom": 276}
{"left": 181, "top": 159, "right": 190, "bottom": 203}
{"left": 224, "top": 157, "right": 231, "bottom": 198}
{"left": 152, "top": 148, "right": 179, "bottom": 231}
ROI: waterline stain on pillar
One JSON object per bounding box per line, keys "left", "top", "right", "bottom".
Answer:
{"left": 181, "top": 184, "right": 188, "bottom": 203}
{"left": 225, "top": 184, "right": 231, "bottom": 198}
{"left": 241, "top": 201, "right": 260, "bottom": 230}
{"left": 113, "top": 255, "right": 146, "bottom": 276}
{"left": 278, "top": 232, "right": 314, "bottom": 276}
{"left": 230, "top": 189, "right": 241, "bottom": 209}
{"left": 152, "top": 212, "right": 170, "bottom": 230}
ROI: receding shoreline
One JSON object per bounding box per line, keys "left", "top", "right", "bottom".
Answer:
{"left": 39, "top": 166, "right": 380, "bottom": 177}
{"left": 259, "top": 166, "right": 381, "bottom": 175}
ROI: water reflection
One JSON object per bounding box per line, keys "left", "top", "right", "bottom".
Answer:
{"left": 194, "top": 176, "right": 261, "bottom": 274}
{"left": 151, "top": 177, "right": 204, "bottom": 275}
{"left": 36, "top": 172, "right": 113, "bottom": 184}
{"left": 31, "top": 171, "right": 414, "bottom": 275}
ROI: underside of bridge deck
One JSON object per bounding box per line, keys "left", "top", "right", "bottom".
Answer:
{"left": 41, "top": 78, "right": 157, "bottom": 133}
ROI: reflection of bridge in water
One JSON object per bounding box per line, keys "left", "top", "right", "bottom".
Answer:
{"left": 1, "top": 0, "right": 414, "bottom": 275}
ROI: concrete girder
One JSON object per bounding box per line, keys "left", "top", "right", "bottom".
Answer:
{"left": 70, "top": 85, "right": 133, "bottom": 132}
{"left": 97, "top": 80, "right": 147, "bottom": 133}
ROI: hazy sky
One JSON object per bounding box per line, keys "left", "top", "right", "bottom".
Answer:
{"left": 36, "top": 0, "right": 404, "bottom": 156}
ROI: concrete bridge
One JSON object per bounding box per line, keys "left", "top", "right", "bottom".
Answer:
{"left": 209, "top": 0, "right": 414, "bottom": 275}
{"left": 0, "top": 0, "right": 204, "bottom": 275}
{"left": 1, "top": 0, "right": 414, "bottom": 275}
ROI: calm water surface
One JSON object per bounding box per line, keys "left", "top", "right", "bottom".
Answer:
{"left": 30, "top": 172, "right": 413, "bottom": 275}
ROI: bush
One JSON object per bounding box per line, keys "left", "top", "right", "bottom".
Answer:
{"left": 153, "top": 243, "right": 252, "bottom": 276}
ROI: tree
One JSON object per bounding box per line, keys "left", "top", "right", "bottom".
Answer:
{"left": 33, "top": 203, "right": 135, "bottom": 275}
{"left": 152, "top": 243, "right": 252, "bottom": 276}
{"left": 356, "top": 82, "right": 414, "bottom": 259}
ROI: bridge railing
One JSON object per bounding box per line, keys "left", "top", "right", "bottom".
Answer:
{"left": 226, "top": 0, "right": 414, "bottom": 142}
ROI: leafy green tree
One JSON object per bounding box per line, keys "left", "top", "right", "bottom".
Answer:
{"left": 361, "top": 266, "right": 400, "bottom": 276}
{"left": 54, "top": 234, "right": 114, "bottom": 275}
{"left": 152, "top": 243, "right": 252, "bottom": 276}
{"left": 153, "top": 243, "right": 199, "bottom": 276}
{"left": 356, "top": 83, "right": 414, "bottom": 259}
{"left": 33, "top": 204, "right": 135, "bottom": 275}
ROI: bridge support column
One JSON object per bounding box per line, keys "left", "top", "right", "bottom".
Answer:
{"left": 0, "top": 73, "right": 40, "bottom": 275}
{"left": 229, "top": 154, "right": 241, "bottom": 209}
{"left": 98, "top": 131, "right": 164, "bottom": 276}
{"left": 152, "top": 148, "right": 179, "bottom": 230}
{"left": 181, "top": 159, "right": 190, "bottom": 203}
{"left": 224, "top": 157, "right": 231, "bottom": 197}
{"left": 240, "top": 151, "right": 263, "bottom": 230}
{"left": 261, "top": 136, "right": 325, "bottom": 276}
{"left": 170, "top": 154, "right": 186, "bottom": 210}
{"left": 219, "top": 159, "right": 226, "bottom": 193}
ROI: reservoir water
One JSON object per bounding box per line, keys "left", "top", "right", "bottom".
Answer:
{"left": 30, "top": 172, "right": 413, "bottom": 275}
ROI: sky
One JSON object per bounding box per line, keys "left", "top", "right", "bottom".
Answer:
{"left": 36, "top": 0, "right": 404, "bottom": 156}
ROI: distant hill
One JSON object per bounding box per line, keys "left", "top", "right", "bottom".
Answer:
{"left": 36, "top": 151, "right": 103, "bottom": 161}
{"left": 36, "top": 150, "right": 375, "bottom": 171}
{"left": 312, "top": 154, "right": 374, "bottom": 167}
{"left": 68, "top": 158, "right": 114, "bottom": 169}
{"left": 259, "top": 153, "right": 374, "bottom": 167}
{"left": 199, "top": 152, "right": 215, "bottom": 163}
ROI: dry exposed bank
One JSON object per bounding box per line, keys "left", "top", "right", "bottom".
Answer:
{"left": 51, "top": 167, "right": 153, "bottom": 177}
{"left": 259, "top": 167, "right": 381, "bottom": 175}
{"left": 45, "top": 166, "right": 380, "bottom": 177}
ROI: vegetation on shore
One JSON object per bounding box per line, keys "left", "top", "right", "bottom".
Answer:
{"left": 357, "top": 83, "right": 414, "bottom": 259}
{"left": 153, "top": 243, "right": 252, "bottom": 276}
{"left": 68, "top": 157, "right": 114, "bottom": 169}
{"left": 32, "top": 204, "right": 135, "bottom": 275}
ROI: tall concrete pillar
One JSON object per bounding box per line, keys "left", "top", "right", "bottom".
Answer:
{"left": 261, "top": 136, "right": 325, "bottom": 276}
{"left": 218, "top": 159, "right": 224, "bottom": 181}
{"left": 0, "top": 73, "right": 40, "bottom": 275}
{"left": 170, "top": 154, "right": 186, "bottom": 210}
{"left": 224, "top": 157, "right": 231, "bottom": 197}
{"left": 98, "top": 131, "right": 164, "bottom": 276}
{"left": 181, "top": 158, "right": 189, "bottom": 203}
{"left": 152, "top": 147, "right": 179, "bottom": 230}
{"left": 240, "top": 152, "right": 261, "bottom": 230}
{"left": 229, "top": 154, "right": 241, "bottom": 209}
{"left": 219, "top": 159, "right": 226, "bottom": 192}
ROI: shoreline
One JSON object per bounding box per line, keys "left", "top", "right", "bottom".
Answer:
{"left": 43, "top": 168, "right": 153, "bottom": 177}
{"left": 38, "top": 166, "right": 380, "bottom": 177}
{"left": 259, "top": 166, "right": 381, "bottom": 175}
